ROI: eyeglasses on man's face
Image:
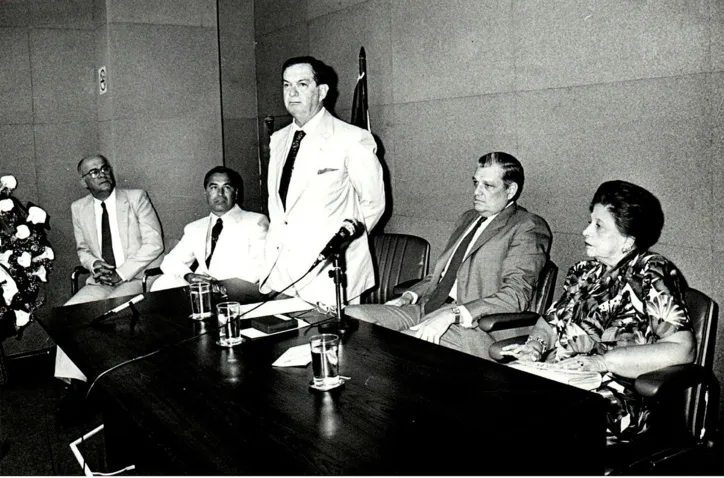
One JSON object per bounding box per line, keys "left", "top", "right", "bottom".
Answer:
{"left": 81, "top": 164, "right": 112, "bottom": 179}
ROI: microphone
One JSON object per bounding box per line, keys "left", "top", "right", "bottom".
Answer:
{"left": 310, "top": 219, "right": 364, "bottom": 269}
{"left": 92, "top": 294, "right": 145, "bottom": 324}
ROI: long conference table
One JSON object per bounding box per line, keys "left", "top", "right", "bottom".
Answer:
{"left": 39, "top": 280, "right": 606, "bottom": 475}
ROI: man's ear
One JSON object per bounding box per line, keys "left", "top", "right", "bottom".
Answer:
{"left": 79, "top": 177, "right": 88, "bottom": 190}
{"left": 506, "top": 183, "right": 518, "bottom": 201}
{"left": 318, "top": 83, "right": 329, "bottom": 102}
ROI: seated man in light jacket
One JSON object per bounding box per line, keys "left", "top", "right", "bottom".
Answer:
{"left": 56, "top": 154, "right": 164, "bottom": 387}
{"left": 151, "top": 166, "right": 269, "bottom": 291}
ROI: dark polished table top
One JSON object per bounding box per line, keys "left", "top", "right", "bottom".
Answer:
{"left": 39, "top": 281, "right": 606, "bottom": 475}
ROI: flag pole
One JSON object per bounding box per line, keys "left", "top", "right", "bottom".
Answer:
{"left": 351, "top": 47, "right": 370, "bottom": 131}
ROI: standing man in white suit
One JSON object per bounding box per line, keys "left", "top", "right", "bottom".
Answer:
{"left": 260, "top": 56, "right": 386, "bottom": 307}
{"left": 152, "top": 166, "right": 269, "bottom": 290}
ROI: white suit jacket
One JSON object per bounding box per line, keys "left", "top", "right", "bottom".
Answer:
{"left": 160, "top": 204, "right": 269, "bottom": 283}
{"left": 72, "top": 188, "right": 163, "bottom": 283}
{"left": 261, "top": 109, "right": 386, "bottom": 306}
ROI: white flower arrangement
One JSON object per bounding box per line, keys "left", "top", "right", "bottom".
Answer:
{"left": 0, "top": 175, "right": 55, "bottom": 339}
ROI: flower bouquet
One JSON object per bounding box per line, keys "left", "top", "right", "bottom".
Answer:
{"left": 0, "top": 175, "right": 55, "bottom": 345}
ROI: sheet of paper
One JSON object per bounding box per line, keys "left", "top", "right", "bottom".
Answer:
{"left": 507, "top": 361, "right": 603, "bottom": 391}
{"left": 272, "top": 343, "right": 312, "bottom": 367}
{"left": 240, "top": 315, "right": 308, "bottom": 339}
{"left": 238, "top": 297, "right": 314, "bottom": 319}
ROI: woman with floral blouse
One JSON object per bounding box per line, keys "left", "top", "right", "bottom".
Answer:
{"left": 501, "top": 180, "right": 695, "bottom": 445}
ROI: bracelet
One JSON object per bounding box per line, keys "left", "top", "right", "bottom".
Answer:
{"left": 525, "top": 336, "right": 547, "bottom": 354}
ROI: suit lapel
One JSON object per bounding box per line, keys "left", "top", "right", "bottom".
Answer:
{"left": 284, "top": 110, "right": 333, "bottom": 214}
{"left": 115, "top": 189, "right": 130, "bottom": 254}
{"left": 430, "top": 212, "right": 481, "bottom": 282}
{"left": 464, "top": 204, "right": 517, "bottom": 260}
{"left": 272, "top": 127, "right": 291, "bottom": 203}
{"left": 82, "top": 196, "right": 100, "bottom": 255}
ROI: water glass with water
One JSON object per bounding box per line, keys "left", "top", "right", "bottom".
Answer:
{"left": 189, "top": 281, "right": 212, "bottom": 320}
{"left": 217, "top": 301, "right": 243, "bottom": 347}
{"left": 309, "top": 334, "right": 340, "bottom": 389}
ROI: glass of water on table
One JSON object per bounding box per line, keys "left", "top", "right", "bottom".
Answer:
{"left": 217, "top": 301, "right": 243, "bottom": 347}
{"left": 188, "top": 281, "right": 212, "bottom": 320}
{"left": 309, "top": 334, "right": 343, "bottom": 391}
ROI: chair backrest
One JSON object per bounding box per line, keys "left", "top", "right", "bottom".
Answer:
{"left": 361, "top": 233, "right": 430, "bottom": 304}
{"left": 682, "top": 287, "right": 719, "bottom": 440}
{"left": 529, "top": 260, "right": 558, "bottom": 315}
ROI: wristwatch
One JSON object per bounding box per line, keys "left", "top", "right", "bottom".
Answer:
{"left": 451, "top": 306, "right": 461, "bottom": 325}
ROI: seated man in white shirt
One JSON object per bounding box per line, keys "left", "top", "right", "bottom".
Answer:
{"left": 151, "top": 166, "right": 269, "bottom": 291}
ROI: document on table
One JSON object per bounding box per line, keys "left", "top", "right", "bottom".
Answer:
{"left": 272, "top": 343, "right": 312, "bottom": 367}
{"left": 238, "top": 297, "right": 314, "bottom": 318}
{"left": 507, "top": 361, "right": 603, "bottom": 391}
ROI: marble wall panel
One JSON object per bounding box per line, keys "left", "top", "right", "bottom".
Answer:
{"left": 255, "top": 0, "right": 307, "bottom": 36}
{"left": 392, "top": 93, "right": 517, "bottom": 220}
{"left": 107, "top": 0, "right": 216, "bottom": 27}
{"left": 516, "top": 75, "right": 712, "bottom": 250}
{"left": 219, "top": 0, "right": 257, "bottom": 120}
{"left": 309, "top": 0, "right": 392, "bottom": 111}
{"left": 391, "top": 0, "right": 514, "bottom": 104}
{"left": 255, "top": 23, "right": 310, "bottom": 118}
{"left": 30, "top": 28, "right": 97, "bottom": 124}
{"left": 223, "top": 117, "right": 263, "bottom": 205}
{"left": 0, "top": 28, "right": 32, "bottom": 124}
{"left": 514, "top": 0, "right": 710, "bottom": 91}
{"left": 307, "top": 0, "right": 368, "bottom": 21}
{"left": 0, "top": 1, "right": 30, "bottom": 27}
{"left": 108, "top": 23, "right": 220, "bottom": 120}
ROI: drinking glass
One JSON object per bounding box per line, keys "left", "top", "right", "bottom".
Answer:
{"left": 189, "top": 281, "right": 212, "bottom": 320}
{"left": 217, "top": 301, "right": 243, "bottom": 347}
{"left": 309, "top": 334, "right": 340, "bottom": 389}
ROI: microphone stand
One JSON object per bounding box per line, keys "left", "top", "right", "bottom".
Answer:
{"left": 318, "top": 252, "right": 357, "bottom": 337}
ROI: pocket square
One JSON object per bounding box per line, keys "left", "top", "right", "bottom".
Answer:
{"left": 317, "top": 168, "right": 339, "bottom": 175}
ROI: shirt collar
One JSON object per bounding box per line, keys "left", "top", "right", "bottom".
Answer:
{"left": 209, "top": 204, "right": 238, "bottom": 223}
{"left": 292, "top": 107, "right": 326, "bottom": 136}
{"left": 93, "top": 188, "right": 116, "bottom": 206}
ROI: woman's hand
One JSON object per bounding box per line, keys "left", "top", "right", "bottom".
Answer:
{"left": 557, "top": 354, "right": 608, "bottom": 373}
{"left": 500, "top": 343, "right": 541, "bottom": 362}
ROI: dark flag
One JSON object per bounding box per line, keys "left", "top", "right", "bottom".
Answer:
{"left": 350, "top": 47, "right": 370, "bottom": 131}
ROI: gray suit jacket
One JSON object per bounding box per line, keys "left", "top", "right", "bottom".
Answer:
{"left": 71, "top": 188, "right": 164, "bottom": 283}
{"left": 409, "top": 203, "right": 551, "bottom": 319}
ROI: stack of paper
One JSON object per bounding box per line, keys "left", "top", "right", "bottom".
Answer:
{"left": 507, "top": 361, "right": 603, "bottom": 391}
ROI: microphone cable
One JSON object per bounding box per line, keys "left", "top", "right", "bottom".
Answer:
{"left": 83, "top": 265, "right": 323, "bottom": 403}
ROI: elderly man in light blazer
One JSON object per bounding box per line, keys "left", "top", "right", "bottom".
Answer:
{"left": 346, "top": 152, "right": 552, "bottom": 360}
{"left": 151, "top": 166, "right": 269, "bottom": 291}
{"left": 57, "top": 154, "right": 164, "bottom": 386}
{"left": 259, "top": 56, "right": 385, "bottom": 308}
{"left": 67, "top": 154, "right": 164, "bottom": 305}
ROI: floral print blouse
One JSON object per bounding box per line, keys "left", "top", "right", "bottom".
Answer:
{"left": 543, "top": 251, "right": 691, "bottom": 444}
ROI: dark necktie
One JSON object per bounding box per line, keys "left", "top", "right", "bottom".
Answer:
{"left": 100, "top": 201, "right": 115, "bottom": 267}
{"left": 424, "top": 218, "right": 484, "bottom": 314}
{"left": 278, "top": 130, "right": 306, "bottom": 209}
{"left": 206, "top": 217, "right": 223, "bottom": 268}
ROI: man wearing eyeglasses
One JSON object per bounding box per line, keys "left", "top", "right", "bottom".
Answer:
{"left": 56, "top": 154, "right": 164, "bottom": 403}
{"left": 65, "top": 154, "right": 164, "bottom": 306}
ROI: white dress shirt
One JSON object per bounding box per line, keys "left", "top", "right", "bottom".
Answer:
{"left": 92, "top": 188, "right": 126, "bottom": 279}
